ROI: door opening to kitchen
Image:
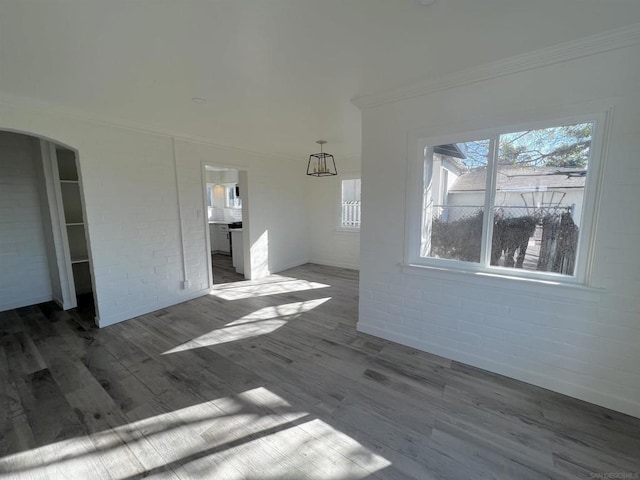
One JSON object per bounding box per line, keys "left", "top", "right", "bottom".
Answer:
{"left": 204, "top": 165, "right": 246, "bottom": 285}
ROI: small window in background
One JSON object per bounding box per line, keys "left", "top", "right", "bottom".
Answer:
{"left": 226, "top": 185, "right": 242, "bottom": 208}
{"left": 206, "top": 186, "right": 213, "bottom": 207}
{"left": 341, "top": 178, "right": 361, "bottom": 229}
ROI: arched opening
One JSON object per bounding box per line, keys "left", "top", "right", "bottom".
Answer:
{"left": 0, "top": 129, "right": 97, "bottom": 323}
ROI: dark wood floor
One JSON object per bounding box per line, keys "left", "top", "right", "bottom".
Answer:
{"left": 212, "top": 253, "right": 244, "bottom": 284}
{"left": 1, "top": 263, "right": 640, "bottom": 479}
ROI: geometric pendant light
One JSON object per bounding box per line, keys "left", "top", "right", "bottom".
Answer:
{"left": 307, "top": 140, "right": 337, "bottom": 177}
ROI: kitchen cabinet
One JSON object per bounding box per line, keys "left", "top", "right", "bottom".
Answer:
{"left": 209, "top": 223, "right": 230, "bottom": 254}
{"left": 209, "top": 223, "right": 216, "bottom": 253}
{"left": 231, "top": 229, "right": 244, "bottom": 274}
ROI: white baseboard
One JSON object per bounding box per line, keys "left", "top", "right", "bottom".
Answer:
{"left": 308, "top": 258, "right": 359, "bottom": 271}
{"left": 357, "top": 322, "right": 640, "bottom": 420}
{"left": 52, "top": 294, "right": 64, "bottom": 309}
{"left": 271, "top": 257, "right": 311, "bottom": 275}
{"left": 97, "top": 289, "right": 210, "bottom": 328}
{"left": 0, "top": 294, "right": 53, "bottom": 313}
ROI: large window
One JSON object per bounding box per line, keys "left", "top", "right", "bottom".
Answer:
{"left": 339, "top": 178, "right": 361, "bottom": 229}
{"left": 415, "top": 120, "right": 600, "bottom": 281}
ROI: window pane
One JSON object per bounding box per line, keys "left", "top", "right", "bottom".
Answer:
{"left": 225, "top": 186, "right": 241, "bottom": 208}
{"left": 421, "top": 140, "right": 489, "bottom": 263}
{"left": 206, "top": 186, "right": 212, "bottom": 207}
{"left": 341, "top": 179, "right": 361, "bottom": 228}
{"left": 490, "top": 122, "right": 592, "bottom": 275}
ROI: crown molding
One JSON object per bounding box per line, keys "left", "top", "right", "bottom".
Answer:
{"left": 352, "top": 22, "right": 640, "bottom": 110}
{"left": 0, "top": 92, "right": 302, "bottom": 163}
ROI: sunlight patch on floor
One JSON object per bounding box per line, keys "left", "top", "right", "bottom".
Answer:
{"left": 210, "top": 275, "right": 331, "bottom": 301}
{"left": 163, "top": 297, "right": 331, "bottom": 354}
{"left": 0, "top": 387, "right": 390, "bottom": 480}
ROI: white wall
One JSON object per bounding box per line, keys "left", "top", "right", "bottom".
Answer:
{"left": 0, "top": 107, "right": 309, "bottom": 327}
{"left": 307, "top": 156, "right": 361, "bottom": 270}
{"left": 357, "top": 44, "right": 640, "bottom": 417}
{"left": 0, "top": 132, "right": 53, "bottom": 311}
{"left": 205, "top": 169, "right": 238, "bottom": 185}
{"left": 175, "top": 140, "right": 309, "bottom": 281}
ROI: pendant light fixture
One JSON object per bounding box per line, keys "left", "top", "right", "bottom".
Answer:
{"left": 307, "top": 140, "right": 337, "bottom": 177}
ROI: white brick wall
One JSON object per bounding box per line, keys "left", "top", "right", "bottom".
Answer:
{"left": 0, "top": 132, "right": 52, "bottom": 310}
{"left": 83, "top": 135, "right": 187, "bottom": 324}
{"left": 307, "top": 157, "right": 361, "bottom": 270}
{"left": 0, "top": 106, "right": 310, "bottom": 326}
{"left": 175, "top": 139, "right": 310, "bottom": 281}
{"left": 82, "top": 134, "right": 310, "bottom": 326}
{"left": 357, "top": 45, "right": 640, "bottom": 417}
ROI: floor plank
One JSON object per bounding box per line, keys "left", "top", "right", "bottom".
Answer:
{"left": 212, "top": 253, "right": 244, "bottom": 284}
{"left": 1, "top": 263, "right": 639, "bottom": 479}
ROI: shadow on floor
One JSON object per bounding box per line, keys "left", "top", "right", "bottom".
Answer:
{"left": 1, "top": 263, "right": 639, "bottom": 479}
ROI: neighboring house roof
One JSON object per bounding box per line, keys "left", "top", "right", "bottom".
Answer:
{"left": 449, "top": 167, "right": 587, "bottom": 192}
{"left": 441, "top": 157, "right": 466, "bottom": 176}
{"left": 434, "top": 144, "right": 466, "bottom": 159}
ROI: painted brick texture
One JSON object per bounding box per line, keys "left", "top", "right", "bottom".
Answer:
{"left": 358, "top": 46, "right": 640, "bottom": 417}
{"left": 0, "top": 113, "right": 310, "bottom": 327}
{"left": 0, "top": 132, "right": 52, "bottom": 310}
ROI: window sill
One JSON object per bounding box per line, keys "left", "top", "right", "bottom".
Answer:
{"left": 335, "top": 227, "right": 360, "bottom": 234}
{"left": 400, "top": 262, "right": 603, "bottom": 302}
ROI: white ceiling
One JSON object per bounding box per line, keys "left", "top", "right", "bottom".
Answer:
{"left": 2, "top": 0, "right": 640, "bottom": 160}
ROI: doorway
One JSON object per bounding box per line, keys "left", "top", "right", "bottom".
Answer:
{"left": 203, "top": 164, "right": 247, "bottom": 285}
{"left": 0, "top": 131, "right": 97, "bottom": 322}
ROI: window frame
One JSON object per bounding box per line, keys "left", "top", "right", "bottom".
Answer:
{"left": 336, "top": 174, "right": 362, "bottom": 232}
{"left": 225, "top": 184, "right": 242, "bottom": 209}
{"left": 205, "top": 185, "right": 213, "bottom": 207}
{"left": 405, "top": 112, "right": 609, "bottom": 286}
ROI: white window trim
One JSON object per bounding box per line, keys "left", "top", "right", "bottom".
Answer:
{"left": 404, "top": 110, "right": 611, "bottom": 287}
{"left": 336, "top": 173, "right": 361, "bottom": 232}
